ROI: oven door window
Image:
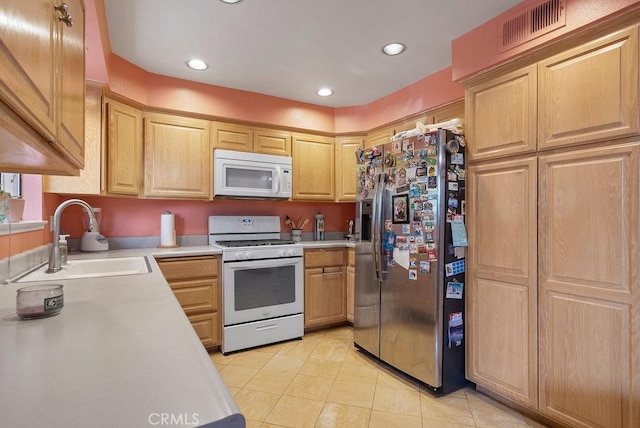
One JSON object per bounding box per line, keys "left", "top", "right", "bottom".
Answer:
{"left": 224, "top": 258, "right": 303, "bottom": 325}
{"left": 234, "top": 265, "right": 295, "bottom": 310}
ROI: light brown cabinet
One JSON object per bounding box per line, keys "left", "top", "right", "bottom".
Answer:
{"left": 292, "top": 133, "right": 335, "bottom": 201}
{"left": 335, "top": 136, "right": 363, "bottom": 202}
{"left": 212, "top": 122, "right": 292, "bottom": 156}
{"left": 104, "top": 98, "right": 144, "bottom": 196}
{"left": 0, "top": 0, "right": 85, "bottom": 175}
{"left": 538, "top": 143, "right": 640, "bottom": 428}
{"left": 465, "top": 22, "right": 640, "bottom": 428}
{"left": 43, "top": 82, "right": 104, "bottom": 195}
{"left": 466, "top": 156, "right": 538, "bottom": 408}
{"left": 346, "top": 248, "right": 355, "bottom": 323}
{"left": 538, "top": 26, "right": 639, "bottom": 151}
{"left": 465, "top": 64, "right": 537, "bottom": 161}
{"left": 304, "top": 248, "right": 346, "bottom": 329}
{"left": 144, "top": 113, "right": 211, "bottom": 199}
{"left": 365, "top": 127, "right": 395, "bottom": 149}
{"left": 156, "top": 255, "right": 221, "bottom": 349}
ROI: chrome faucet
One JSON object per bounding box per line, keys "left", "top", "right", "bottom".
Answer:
{"left": 47, "top": 199, "right": 100, "bottom": 273}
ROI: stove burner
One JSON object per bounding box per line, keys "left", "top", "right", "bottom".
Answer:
{"left": 216, "top": 239, "right": 296, "bottom": 248}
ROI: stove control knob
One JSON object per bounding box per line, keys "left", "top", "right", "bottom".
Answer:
{"left": 279, "top": 250, "right": 287, "bottom": 257}
{"left": 288, "top": 249, "right": 295, "bottom": 256}
{"left": 235, "top": 253, "right": 243, "bottom": 261}
{"left": 245, "top": 252, "right": 252, "bottom": 260}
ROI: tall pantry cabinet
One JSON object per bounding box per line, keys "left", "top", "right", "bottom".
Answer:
{"left": 465, "top": 22, "right": 639, "bottom": 428}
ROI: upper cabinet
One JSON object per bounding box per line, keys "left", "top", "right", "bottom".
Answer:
{"left": 466, "top": 65, "right": 537, "bottom": 161}
{"left": 466, "top": 25, "right": 640, "bottom": 161}
{"left": 538, "top": 26, "right": 639, "bottom": 151}
{"left": 0, "top": 0, "right": 85, "bottom": 174}
{"left": 144, "top": 113, "right": 211, "bottom": 199}
{"left": 212, "top": 122, "right": 292, "bottom": 156}
{"left": 105, "top": 98, "right": 143, "bottom": 196}
{"left": 365, "top": 127, "right": 395, "bottom": 149}
{"left": 292, "top": 133, "right": 335, "bottom": 201}
{"left": 254, "top": 127, "right": 291, "bottom": 156}
{"left": 335, "top": 136, "right": 363, "bottom": 202}
{"left": 43, "top": 81, "right": 103, "bottom": 195}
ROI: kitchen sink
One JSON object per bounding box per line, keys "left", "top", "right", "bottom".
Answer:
{"left": 16, "top": 256, "right": 151, "bottom": 282}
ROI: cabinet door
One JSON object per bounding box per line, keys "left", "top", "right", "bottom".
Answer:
{"left": 465, "top": 65, "right": 537, "bottom": 161}
{"left": 188, "top": 312, "right": 220, "bottom": 348}
{"left": 365, "top": 127, "right": 394, "bottom": 149}
{"left": 212, "top": 122, "right": 253, "bottom": 152}
{"left": 55, "top": 0, "right": 85, "bottom": 168}
{"left": 538, "top": 26, "right": 639, "bottom": 150}
{"left": 335, "top": 136, "right": 363, "bottom": 202}
{"left": 538, "top": 143, "right": 640, "bottom": 428}
{"left": 145, "top": 114, "right": 211, "bottom": 199}
{"left": 169, "top": 278, "right": 218, "bottom": 315}
{"left": 254, "top": 127, "right": 291, "bottom": 156}
{"left": 44, "top": 82, "right": 103, "bottom": 194}
{"left": 292, "top": 133, "right": 335, "bottom": 200}
{"left": 105, "top": 98, "right": 143, "bottom": 196}
{"left": 467, "top": 156, "right": 538, "bottom": 408}
{"left": 0, "top": 0, "right": 56, "bottom": 143}
{"left": 304, "top": 267, "right": 347, "bottom": 328}
{"left": 346, "top": 265, "right": 355, "bottom": 323}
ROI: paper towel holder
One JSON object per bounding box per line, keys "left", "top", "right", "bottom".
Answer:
{"left": 158, "top": 210, "right": 179, "bottom": 248}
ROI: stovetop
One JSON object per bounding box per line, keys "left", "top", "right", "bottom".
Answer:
{"left": 216, "top": 239, "right": 296, "bottom": 248}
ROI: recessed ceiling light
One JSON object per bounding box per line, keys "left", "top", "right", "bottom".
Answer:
{"left": 382, "top": 42, "right": 406, "bottom": 56}
{"left": 187, "top": 59, "right": 208, "bottom": 71}
{"left": 317, "top": 88, "right": 333, "bottom": 97}
{"left": 219, "top": 0, "right": 243, "bottom": 3}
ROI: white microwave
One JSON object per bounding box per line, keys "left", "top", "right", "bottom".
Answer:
{"left": 213, "top": 149, "right": 292, "bottom": 199}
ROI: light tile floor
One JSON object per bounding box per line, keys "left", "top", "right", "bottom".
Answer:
{"left": 209, "top": 326, "right": 549, "bottom": 428}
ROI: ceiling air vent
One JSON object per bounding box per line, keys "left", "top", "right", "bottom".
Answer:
{"left": 499, "top": 0, "right": 565, "bottom": 52}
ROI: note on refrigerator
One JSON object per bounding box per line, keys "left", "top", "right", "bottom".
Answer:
{"left": 451, "top": 215, "right": 468, "bottom": 247}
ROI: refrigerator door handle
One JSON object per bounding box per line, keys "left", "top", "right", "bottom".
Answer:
{"left": 371, "top": 174, "right": 379, "bottom": 280}
{"left": 372, "top": 173, "right": 385, "bottom": 280}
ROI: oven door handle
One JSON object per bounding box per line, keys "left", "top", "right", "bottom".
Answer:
{"left": 224, "top": 257, "right": 301, "bottom": 269}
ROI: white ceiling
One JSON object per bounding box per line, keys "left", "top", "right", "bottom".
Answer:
{"left": 104, "top": 0, "right": 523, "bottom": 108}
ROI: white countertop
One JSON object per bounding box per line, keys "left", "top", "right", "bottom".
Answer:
{"left": 0, "top": 247, "right": 242, "bottom": 428}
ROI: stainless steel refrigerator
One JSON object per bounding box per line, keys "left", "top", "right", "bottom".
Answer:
{"left": 354, "top": 129, "right": 468, "bottom": 394}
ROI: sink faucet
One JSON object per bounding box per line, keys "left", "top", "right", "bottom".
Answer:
{"left": 47, "top": 199, "right": 100, "bottom": 273}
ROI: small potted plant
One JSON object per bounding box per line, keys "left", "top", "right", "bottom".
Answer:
{"left": 0, "top": 185, "right": 25, "bottom": 223}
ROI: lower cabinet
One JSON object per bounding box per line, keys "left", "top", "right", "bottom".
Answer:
{"left": 346, "top": 248, "right": 355, "bottom": 323}
{"left": 304, "top": 248, "right": 346, "bottom": 329}
{"left": 156, "top": 255, "right": 221, "bottom": 349}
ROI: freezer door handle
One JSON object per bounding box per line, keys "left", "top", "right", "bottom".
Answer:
{"left": 372, "top": 173, "right": 385, "bottom": 280}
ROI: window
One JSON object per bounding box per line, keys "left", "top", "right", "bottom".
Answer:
{"left": 0, "top": 172, "right": 21, "bottom": 197}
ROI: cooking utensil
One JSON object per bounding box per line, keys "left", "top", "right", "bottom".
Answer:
{"left": 285, "top": 216, "right": 294, "bottom": 229}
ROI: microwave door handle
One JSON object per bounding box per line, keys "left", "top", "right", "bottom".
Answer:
{"left": 275, "top": 166, "right": 281, "bottom": 194}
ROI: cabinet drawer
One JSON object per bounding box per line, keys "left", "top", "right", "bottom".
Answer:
{"left": 188, "top": 312, "right": 220, "bottom": 348}
{"left": 157, "top": 256, "right": 218, "bottom": 280}
{"left": 169, "top": 278, "right": 218, "bottom": 314}
{"left": 305, "top": 249, "right": 345, "bottom": 268}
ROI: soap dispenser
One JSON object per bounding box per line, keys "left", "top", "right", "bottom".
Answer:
{"left": 59, "top": 234, "right": 69, "bottom": 265}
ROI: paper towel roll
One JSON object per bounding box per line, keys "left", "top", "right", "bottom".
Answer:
{"left": 160, "top": 211, "right": 176, "bottom": 246}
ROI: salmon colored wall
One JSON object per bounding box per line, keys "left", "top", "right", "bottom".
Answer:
{"left": 108, "top": 55, "right": 336, "bottom": 133}
{"left": 452, "top": 0, "right": 640, "bottom": 81}
{"left": 85, "top": 0, "right": 108, "bottom": 83}
{"left": 54, "top": 198, "right": 355, "bottom": 241}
